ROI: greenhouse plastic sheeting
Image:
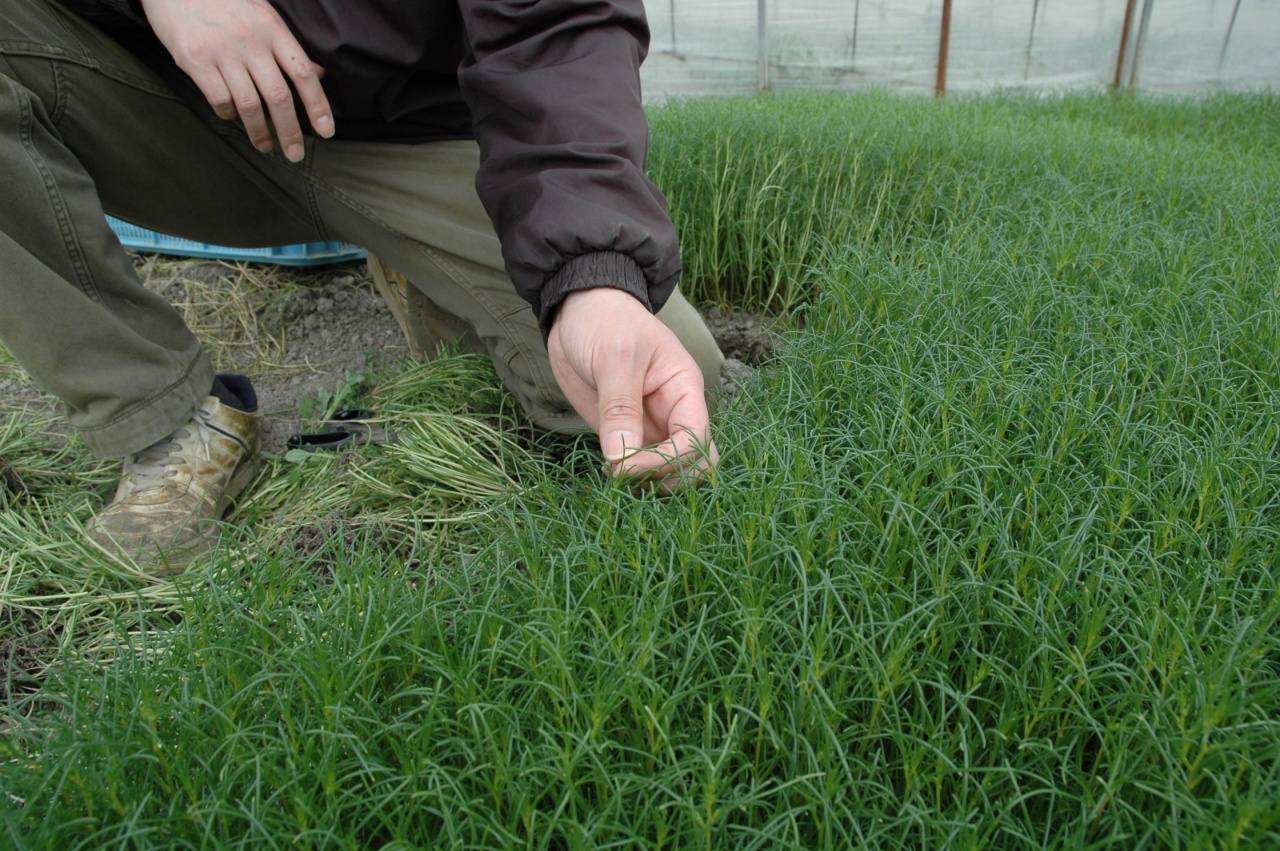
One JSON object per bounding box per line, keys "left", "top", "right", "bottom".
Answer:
{"left": 641, "top": 0, "right": 1278, "bottom": 99}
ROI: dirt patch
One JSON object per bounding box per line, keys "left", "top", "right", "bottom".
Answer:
{"left": 0, "top": 456, "right": 27, "bottom": 498}
{"left": 700, "top": 305, "right": 780, "bottom": 367}
{"left": 288, "top": 511, "right": 425, "bottom": 581}
{"left": 124, "top": 256, "right": 409, "bottom": 457}
{"left": 251, "top": 264, "right": 409, "bottom": 455}
{"left": 0, "top": 607, "right": 58, "bottom": 705}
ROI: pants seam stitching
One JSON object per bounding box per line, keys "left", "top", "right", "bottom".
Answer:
{"left": 15, "top": 71, "right": 102, "bottom": 304}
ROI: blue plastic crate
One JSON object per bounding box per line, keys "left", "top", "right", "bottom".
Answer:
{"left": 105, "top": 215, "right": 366, "bottom": 267}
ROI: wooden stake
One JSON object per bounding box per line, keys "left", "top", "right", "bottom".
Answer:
{"left": 936, "top": 0, "right": 952, "bottom": 97}
{"left": 1114, "top": 0, "right": 1138, "bottom": 89}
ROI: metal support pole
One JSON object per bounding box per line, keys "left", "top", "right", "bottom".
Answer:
{"left": 1128, "top": 0, "right": 1155, "bottom": 88}
{"left": 669, "top": 0, "right": 678, "bottom": 57}
{"left": 1024, "top": 0, "right": 1041, "bottom": 79}
{"left": 935, "top": 0, "right": 952, "bottom": 97}
{"left": 850, "top": 0, "right": 861, "bottom": 69}
{"left": 1218, "top": 0, "right": 1243, "bottom": 73}
{"left": 757, "top": 0, "right": 768, "bottom": 92}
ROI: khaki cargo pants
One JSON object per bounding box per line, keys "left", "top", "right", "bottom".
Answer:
{"left": 0, "top": 0, "right": 723, "bottom": 458}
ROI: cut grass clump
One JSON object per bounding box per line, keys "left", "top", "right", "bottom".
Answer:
{"left": 3, "top": 90, "right": 1280, "bottom": 848}
{"left": 233, "top": 354, "right": 529, "bottom": 556}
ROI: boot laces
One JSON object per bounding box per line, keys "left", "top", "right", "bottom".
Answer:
{"left": 125, "top": 401, "right": 218, "bottom": 490}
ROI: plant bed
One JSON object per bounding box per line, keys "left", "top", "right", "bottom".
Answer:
{"left": 3, "top": 90, "right": 1279, "bottom": 849}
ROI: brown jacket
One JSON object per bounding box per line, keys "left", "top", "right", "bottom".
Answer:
{"left": 57, "top": 0, "right": 680, "bottom": 337}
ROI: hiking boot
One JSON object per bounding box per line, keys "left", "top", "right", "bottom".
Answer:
{"left": 86, "top": 379, "right": 261, "bottom": 573}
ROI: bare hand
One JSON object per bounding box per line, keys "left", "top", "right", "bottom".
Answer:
{"left": 548, "top": 288, "right": 719, "bottom": 492}
{"left": 140, "top": 0, "right": 333, "bottom": 161}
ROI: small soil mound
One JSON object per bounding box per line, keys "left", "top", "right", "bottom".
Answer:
{"left": 701, "top": 306, "right": 779, "bottom": 366}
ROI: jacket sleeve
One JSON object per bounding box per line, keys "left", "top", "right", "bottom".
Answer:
{"left": 455, "top": 0, "right": 681, "bottom": 341}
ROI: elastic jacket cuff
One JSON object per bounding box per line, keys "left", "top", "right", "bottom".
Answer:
{"left": 538, "top": 251, "right": 653, "bottom": 344}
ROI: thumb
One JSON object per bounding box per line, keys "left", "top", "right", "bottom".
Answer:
{"left": 595, "top": 367, "right": 646, "bottom": 465}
